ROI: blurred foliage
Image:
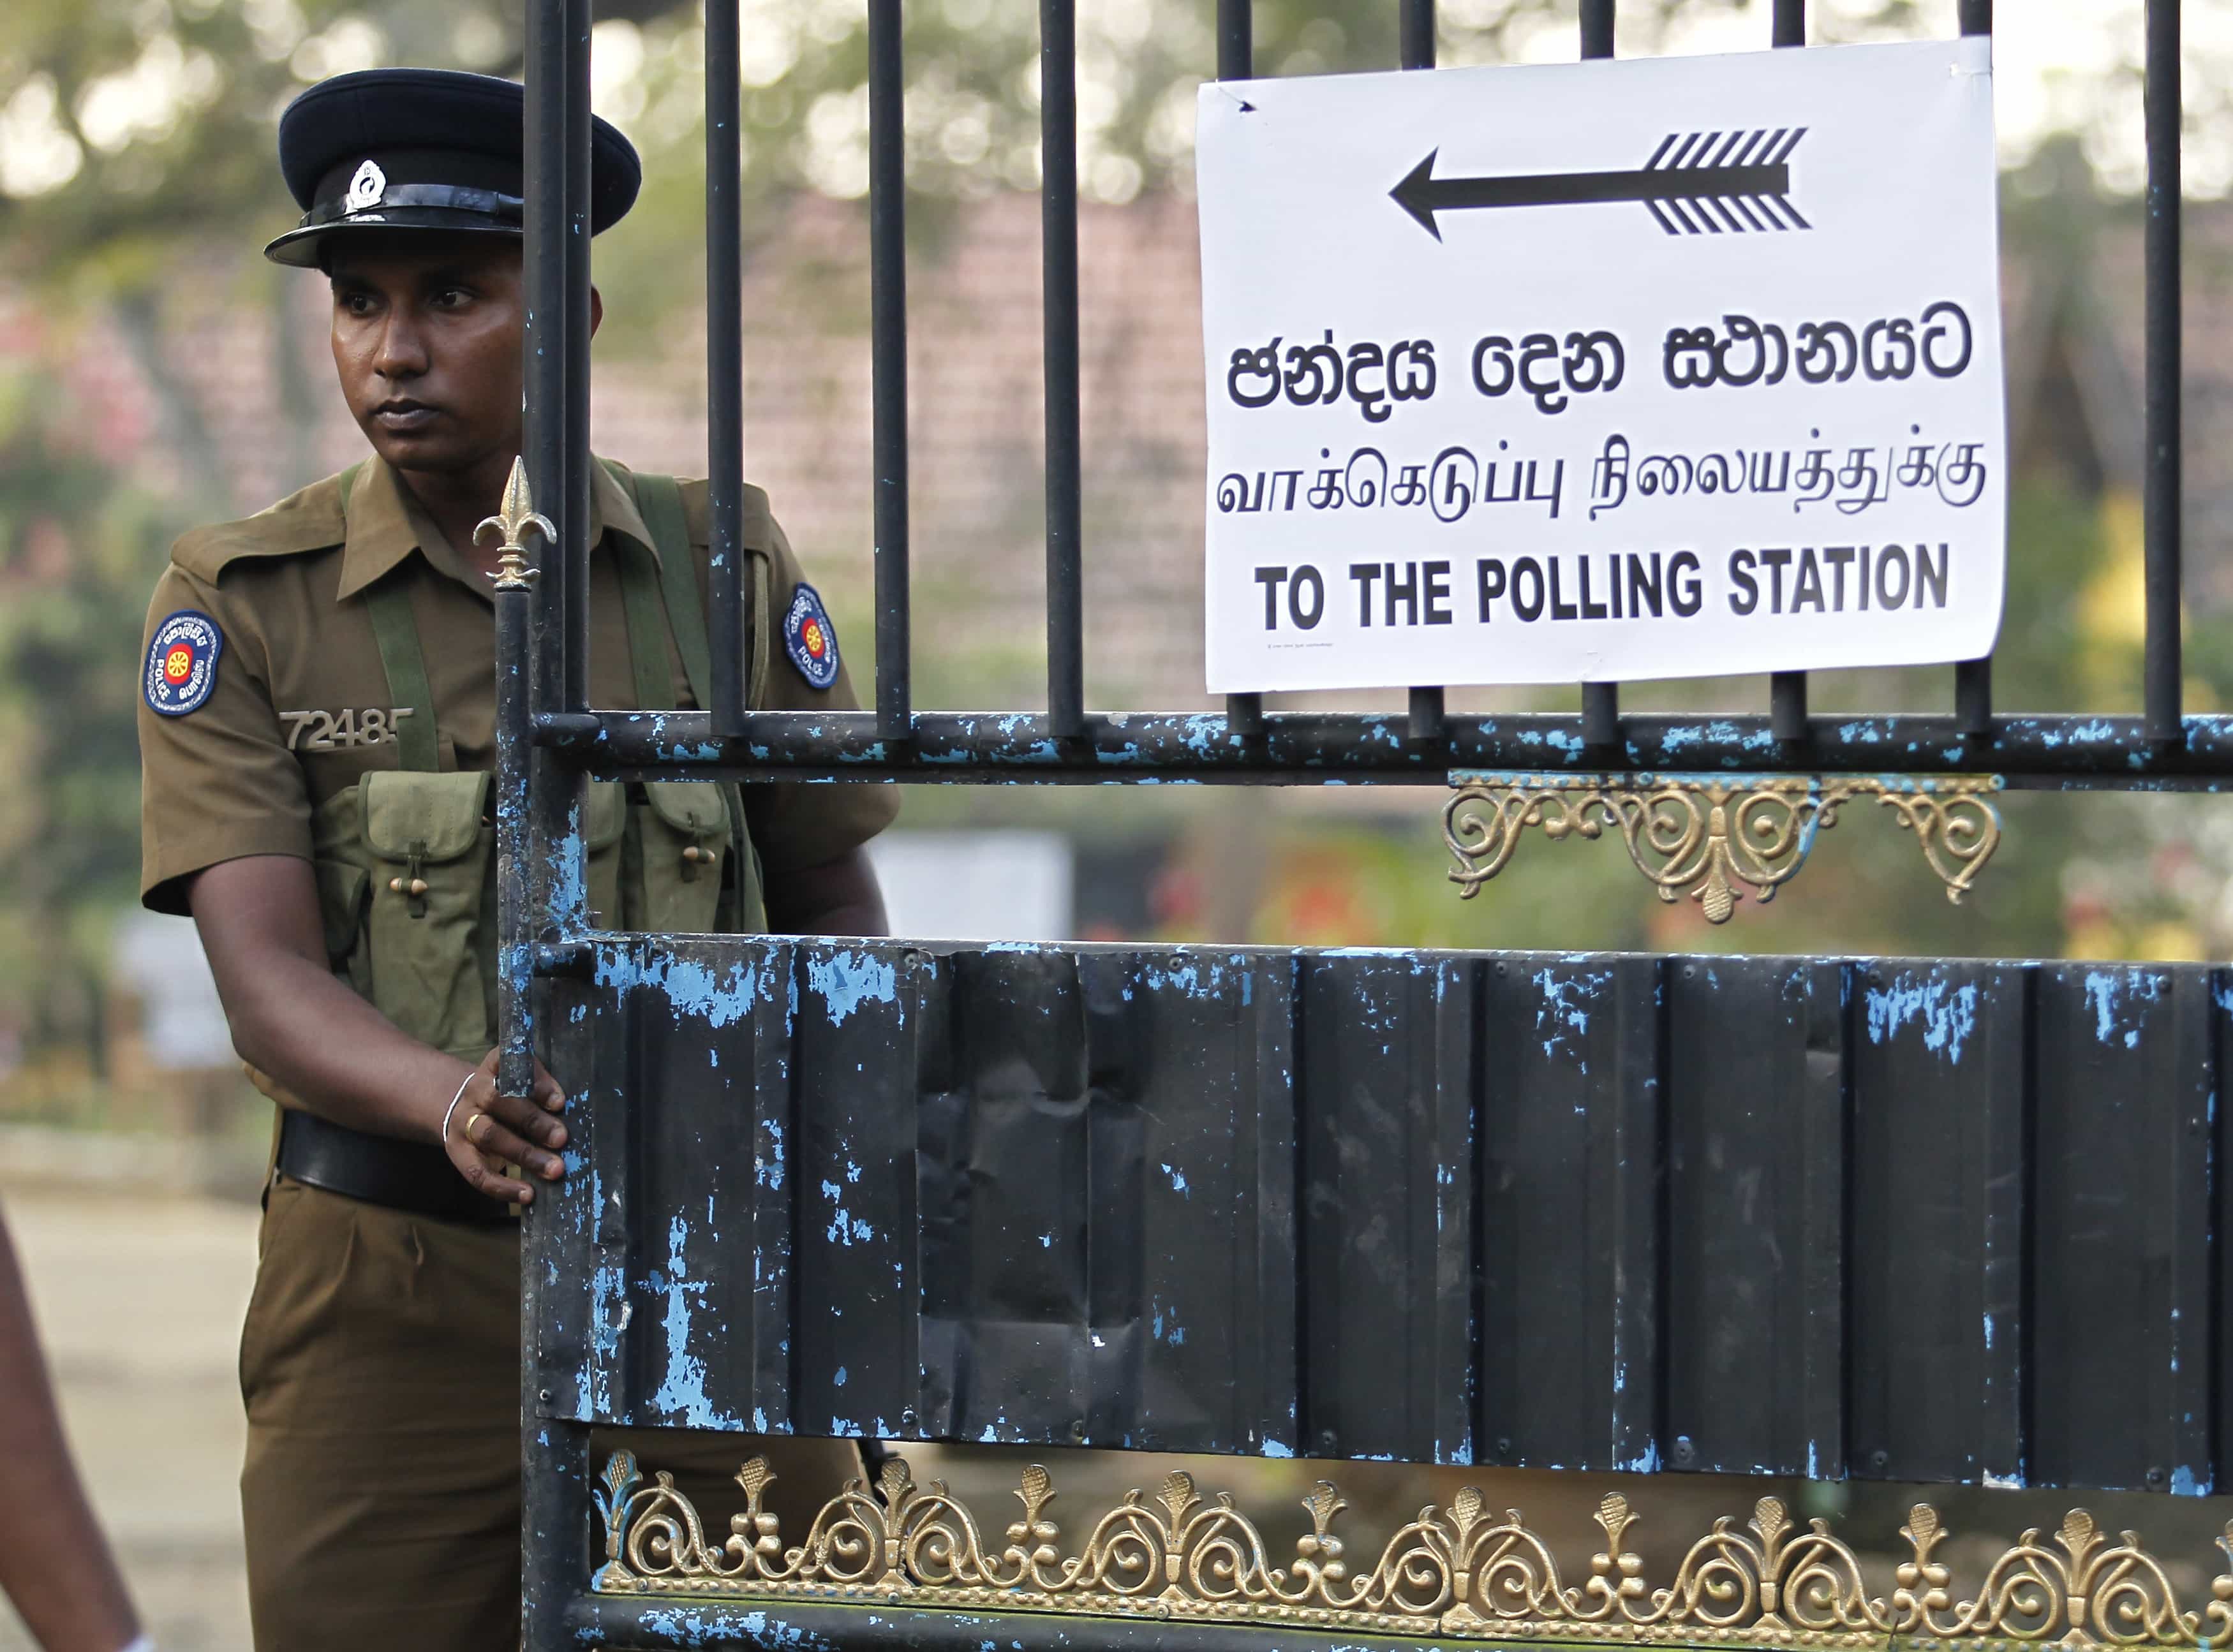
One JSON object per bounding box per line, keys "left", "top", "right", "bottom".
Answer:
{"left": 0, "top": 0, "right": 2221, "bottom": 1075}
{"left": 0, "top": 0, "right": 1728, "bottom": 299}
{"left": 0, "top": 367, "right": 193, "bottom": 1064}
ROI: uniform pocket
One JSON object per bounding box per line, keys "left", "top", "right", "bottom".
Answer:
{"left": 633, "top": 779, "right": 730, "bottom": 934}
{"left": 360, "top": 770, "right": 494, "bottom": 1058}
{"left": 237, "top": 1174, "right": 320, "bottom": 1410}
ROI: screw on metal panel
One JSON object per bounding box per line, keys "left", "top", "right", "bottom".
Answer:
{"left": 1870, "top": 1447, "right": 1890, "bottom": 1471}
{"left": 540, "top": 1389, "right": 553, "bottom": 1403}
{"left": 1495, "top": 1436, "right": 1514, "bottom": 1459}
{"left": 2147, "top": 1466, "right": 2168, "bottom": 1487}
{"left": 1319, "top": 1429, "right": 1339, "bottom": 1454}
{"left": 1069, "top": 1420, "right": 1088, "bottom": 1443}
{"left": 900, "top": 1408, "right": 918, "bottom": 1429}
{"left": 1682, "top": 965, "right": 1696, "bottom": 980}
{"left": 1672, "top": 1434, "right": 1697, "bottom": 1467}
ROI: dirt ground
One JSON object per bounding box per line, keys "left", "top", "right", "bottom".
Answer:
{"left": 2, "top": 1187, "right": 256, "bottom": 1652}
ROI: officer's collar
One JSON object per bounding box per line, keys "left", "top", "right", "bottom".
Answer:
{"left": 336, "top": 452, "right": 660, "bottom": 602}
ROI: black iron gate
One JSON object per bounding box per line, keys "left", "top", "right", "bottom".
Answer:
{"left": 502, "top": 0, "right": 2230, "bottom": 1647}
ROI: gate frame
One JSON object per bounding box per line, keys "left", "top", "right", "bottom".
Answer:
{"left": 501, "top": 0, "right": 2211, "bottom": 1646}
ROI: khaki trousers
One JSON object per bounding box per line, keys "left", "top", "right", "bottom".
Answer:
{"left": 240, "top": 1176, "right": 860, "bottom": 1652}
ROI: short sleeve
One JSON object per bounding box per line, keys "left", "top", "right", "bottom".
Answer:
{"left": 138, "top": 565, "right": 312, "bottom": 915}
{"left": 739, "top": 516, "right": 899, "bottom": 874}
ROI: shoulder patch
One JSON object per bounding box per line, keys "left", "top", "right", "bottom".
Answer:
{"left": 782, "top": 584, "right": 841, "bottom": 690}
{"left": 144, "top": 610, "right": 225, "bottom": 718}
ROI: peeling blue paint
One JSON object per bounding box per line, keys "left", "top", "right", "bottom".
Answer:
{"left": 1866, "top": 971, "right": 1978, "bottom": 1064}
{"left": 820, "top": 1177, "right": 876, "bottom": 1246}
{"left": 2084, "top": 967, "right": 2166, "bottom": 1047}
{"left": 649, "top": 1214, "right": 732, "bottom": 1427}
{"left": 593, "top": 947, "right": 760, "bottom": 1029}
{"left": 1532, "top": 966, "right": 1604, "bottom": 1066}
{"left": 807, "top": 951, "right": 898, "bottom": 1026}
{"left": 757, "top": 1119, "right": 786, "bottom": 1191}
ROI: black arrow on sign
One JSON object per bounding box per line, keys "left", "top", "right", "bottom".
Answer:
{"left": 1390, "top": 128, "right": 1809, "bottom": 242}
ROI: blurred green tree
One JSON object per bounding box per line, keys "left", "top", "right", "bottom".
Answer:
{"left": 0, "top": 368, "right": 189, "bottom": 1072}
{"left": 0, "top": 0, "right": 1728, "bottom": 290}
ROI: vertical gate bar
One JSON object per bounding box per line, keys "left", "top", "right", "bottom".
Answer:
{"left": 1217, "top": 0, "right": 1250, "bottom": 78}
{"left": 562, "top": 0, "right": 592, "bottom": 712}
{"left": 1579, "top": 0, "right": 1616, "bottom": 751}
{"left": 1400, "top": 0, "right": 1441, "bottom": 743}
{"left": 1772, "top": 669, "right": 1808, "bottom": 744}
{"left": 1042, "top": 0, "right": 1086, "bottom": 737}
{"left": 1579, "top": 0, "right": 1612, "bottom": 57}
{"left": 1400, "top": 0, "right": 1433, "bottom": 72}
{"left": 523, "top": 0, "right": 566, "bottom": 714}
{"left": 705, "top": 0, "right": 748, "bottom": 734}
{"left": 1408, "top": 686, "right": 1446, "bottom": 742}
{"left": 524, "top": 0, "right": 591, "bottom": 940}
{"left": 521, "top": 6, "right": 591, "bottom": 1641}
{"left": 1957, "top": 654, "right": 1992, "bottom": 737}
{"left": 1954, "top": 0, "right": 1992, "bottom": 737}
{"left": 1767, "top": 0, "right": 1805, "bottom": 746}
{"left": 496, "top": 519, "right": 540, "bottom": 1433}
{"left": 868, "top": 0, "right": 911, "bottom": 742}
{"left": 1218, "top": 0, "right": 1262, "bottom": 741}
{"left": 1581, "top": 688, "right": 1619, "bottom": 748}
{"left": 2144, "top": 0, "right": 2183, "bottom": 745}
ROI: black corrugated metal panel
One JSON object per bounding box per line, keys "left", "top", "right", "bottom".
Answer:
{"left": 531, "top": 938, "right": 2224, "bottom": 1497}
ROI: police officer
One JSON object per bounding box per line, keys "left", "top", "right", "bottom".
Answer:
{"left": 135, "top": 69, "right": 896, "bottom": 1649}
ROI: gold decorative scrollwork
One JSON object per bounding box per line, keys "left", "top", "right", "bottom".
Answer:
{"left": 1443, "top": 770, "right": 2004, "bottom": 924}
{"left": 591, "top": 1451, "right": 2233, "bottom": 1645}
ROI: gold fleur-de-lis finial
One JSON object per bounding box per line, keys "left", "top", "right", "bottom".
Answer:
{"left": 475, "top": 455, "right": 554, "bottom": 590}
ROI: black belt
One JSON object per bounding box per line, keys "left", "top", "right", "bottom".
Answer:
{"left": 276, "top": 1108, "right": 517, "bottom": 1226}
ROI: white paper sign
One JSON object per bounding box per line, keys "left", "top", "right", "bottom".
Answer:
{"left": 1196, "top": 40, "right": 2005, "bottom": 693}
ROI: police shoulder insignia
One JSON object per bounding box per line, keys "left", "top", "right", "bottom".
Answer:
{"left": 144, "top": 610, "right": 225, "bottom": 718}
{"left": 783, "top": 584, "right": 841, "bottom": 690}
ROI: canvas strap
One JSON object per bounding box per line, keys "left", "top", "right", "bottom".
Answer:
{"left": 338, "top": 461, "right": 441, "bottom": 774}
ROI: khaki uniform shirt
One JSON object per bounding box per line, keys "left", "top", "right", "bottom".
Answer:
{"left": 138, "top": 453, "right": 895, "bottom": 916}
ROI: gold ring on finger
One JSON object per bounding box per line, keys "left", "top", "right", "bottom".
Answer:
{"left": 465, "top": 1111, "right": 489, "bottom": 1147}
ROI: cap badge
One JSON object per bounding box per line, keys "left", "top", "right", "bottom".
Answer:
{"left": 344, "top": 159, "right": 387, "bottom": 214}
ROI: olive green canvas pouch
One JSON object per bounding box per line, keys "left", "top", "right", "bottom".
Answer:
{"left": 633, "top": 780, "right": 730, "bottom": 934}
{"left": 582, "top": 779, "right": 628, "bottom": 929}
{"left": 359, "top": 769, "right": 494, "bottom": 1059}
